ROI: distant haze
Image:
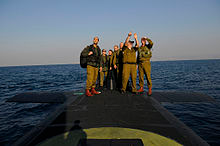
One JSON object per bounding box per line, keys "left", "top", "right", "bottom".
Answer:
{"left": 0, "top": 0, "right": 220, "bottom": 66}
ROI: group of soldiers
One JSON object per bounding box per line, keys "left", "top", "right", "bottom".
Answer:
{"left": 81, "top": 32, "right": 153, "bottom": 97}
{"left": 99, "top": 43, "right": 123, "bottom": 89}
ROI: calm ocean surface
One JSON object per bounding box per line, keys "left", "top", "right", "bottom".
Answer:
{"left": 0, "top": 59, "right": 220, "bottom": 146}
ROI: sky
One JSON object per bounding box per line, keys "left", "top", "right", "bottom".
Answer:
{"left": 0, "top": 0, "right": 220, "bottom": 66}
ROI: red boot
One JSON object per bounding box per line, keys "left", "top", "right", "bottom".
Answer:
{"left": 91, "top": 88, "right": 101, "bottom": 95}
{"left": 85, "top": 89, "right": 93, "bottom": 97}
{"left": 148, "top": 88, "right": 152, "bottom": 96}
{"left": 137, "top": 87, "right": 144, "bottom": 93}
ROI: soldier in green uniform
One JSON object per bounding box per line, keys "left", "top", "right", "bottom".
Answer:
{"left": 112, "top": 43, "right": 124, "bottom": 89}
{"left": 81, "top": 37, "right": 101, "bottom": 96}
{"left": 112, "top": 45, "right": 120, "bottom": 89}
{"left": 108, "top": 50, "right": 114, "bottom": 70}
{"left": 118, "top": 42, "right": 124, "bottom": 89}
{"left": 99, "top": 49, "right": 108, "bottom": 87}
{"left": 106, "top": 50, "right": 115, "bottom": 89}
{"left": 113, "top": 45, "right": 119, "bottom": 73}
{"left": 121, "top": 32, "right": 139, "bottom": 94}
{"left": 137, "top": 37, "right": 154, "bottom": 96}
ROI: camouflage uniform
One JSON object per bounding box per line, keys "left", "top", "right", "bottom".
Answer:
{"left": 100, "top": 55, "right": 108, "bottom": 87}
{"left": 137, "top": 38, "right": 153, "bottom": 89}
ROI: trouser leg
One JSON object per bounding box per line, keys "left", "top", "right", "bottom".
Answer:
{"left": 100, "top": 71, "right": 104, "bottom": 86}
{"left": 144, "top": 61, "right": 152, "bottom": 88}
{"left": 131, "top": 64, "right": 137, "bottom": 92}
{"left": 121, "top": 64, "right": 130, "bottom": 92}
{"left": 104, "top": 71, "right": 108, "bottom": 87}
{"left": 91, "top": 66, "right": 98, "bottom": 89}
{"left": 114, "top": 68, "right": 118, "bottom": 81}
{"left": 116, "top": 66, "right": 120, "bottom": 88}
{"left": 86, "top": 65, "right": 94, "bottom": 90}
{"left": 118, "top": 64, "right": 123, "bottom": 89}
{"left": 138, "top": 63, "right": 144, "bottom": 87}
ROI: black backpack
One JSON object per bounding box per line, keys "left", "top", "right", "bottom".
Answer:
{"left": 80, "top": 45, "right": 101, "bottom": 68}
{"left": 80, "top": 46, "right": 90, "bottom": 68}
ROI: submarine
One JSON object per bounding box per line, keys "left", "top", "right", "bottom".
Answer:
{"left": 7, "top": 89, "right": 215, "bottom": 146}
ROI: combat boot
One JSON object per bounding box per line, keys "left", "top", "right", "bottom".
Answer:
{"left": 137, "top": 87, "right": 144, "bottom": 93}
{"left": 148, "top": 88, "right": 152, "bottom": 96}
{"left": 91, "top": 88, "right": 101, "bottom": 95}
{"left": 85, "top": 89, "right": 93, "bottom": 97}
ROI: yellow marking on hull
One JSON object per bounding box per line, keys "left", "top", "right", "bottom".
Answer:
{"left": 38, "top": 127, "right": 182, "bottom": 146}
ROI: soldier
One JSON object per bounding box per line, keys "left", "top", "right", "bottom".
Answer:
{"left": 112, "top": 43, "right": 124, "bottom": 89}
{"left": 121, "top": 32, "right": 139, "bottom": 94}
{"left": 117, "top": 42, "right": 124, "bottom": 89}
{"left": 113, "top": 45, "right": 119, "bottom": 72}
{"left": 137, "top": 37, "right": 154, "bottom": 96}
{"left": 99, "top": 49, "right": 108, "bottom": 88}
{"left": 112, "top": 45, "right": 120, "bottom": 89}
{"left": 106, "top": 50, "right": 115, "bottom": 90}
{"left": 81, "top": 37, "right": 101, "bottom": 96}
{"left": 108, "top": 49, "right": 114, "bottom": 70}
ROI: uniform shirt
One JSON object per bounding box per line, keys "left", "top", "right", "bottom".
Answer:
{"left": 122, "top": 46, "right": 139, "bottom": 64}
{"left": 100, "top": 55, "right": 108, "bottom": 72}
{"left": 137, "top": 38, "right": 154, "bottom": 63}
{"left": 113, "top": 49, "right": 121, "bottom": 66}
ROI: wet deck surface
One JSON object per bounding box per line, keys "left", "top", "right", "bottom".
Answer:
{"left": 7, "top": 90, "right": 215, "bottom": 103}
{"left": 12, "top": 90, "right": 211, "bottom": 146}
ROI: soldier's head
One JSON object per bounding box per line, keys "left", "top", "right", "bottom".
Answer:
{"left": 93, "top": 37, "right": 99, "bottom": 45}
{"left": 120, "top": 42, "right": 124, "bottom": 49}
{"left": 108, "top": 50, "right": 113, "bottom": 56}
{"left": 141, "top": 37, "right": 147, "bottom": 46}
{"left": 128, "top": 40, "right": 134, "bottom": 48}
{"left": 114, "top": 45, "right": 119, "bottom": 51}
{"left": 102, "top": 49, "right": 106, "bottom": 55}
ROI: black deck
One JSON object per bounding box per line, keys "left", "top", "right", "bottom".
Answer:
{"left": 12, "top": 90, "right": 212, "bottom": 146}
{"left": 7, "top": 91, "right": 214, "bottom": 103}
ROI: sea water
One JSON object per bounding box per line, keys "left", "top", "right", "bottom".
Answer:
{"left": 0, "top": 60, "right": 220, "bottom": 146}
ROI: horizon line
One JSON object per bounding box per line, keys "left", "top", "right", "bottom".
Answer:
{"left": 0, "top": 58, "right": 220, "bottom": 68}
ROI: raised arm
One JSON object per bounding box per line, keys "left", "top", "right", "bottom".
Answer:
{"left": 146, "top": 38, "right": 154, "bottom": 49}
{"left": 124, "top": 32, "right": 132, "bottom": 46}
{"left": 134, "top": 33, "right": 139, "bottom": 48}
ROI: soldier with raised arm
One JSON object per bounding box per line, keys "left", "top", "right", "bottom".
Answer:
{"left": 121, "top": 32, "right": 139, "bottom": 94}
{"left": 137, "top": 36, "right": 154, "bottom": 96}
